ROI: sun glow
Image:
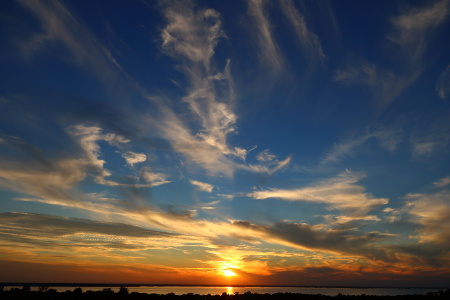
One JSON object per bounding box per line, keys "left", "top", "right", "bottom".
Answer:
{"left": 222, "top": 269, "right": 237, "bottom": 277}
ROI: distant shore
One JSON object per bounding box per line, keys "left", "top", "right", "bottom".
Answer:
{"left": 1, "top": 285, "right": 449, "bottom": 299}
{"left": 1, "top": 283, "right": 448, "bottom": 289}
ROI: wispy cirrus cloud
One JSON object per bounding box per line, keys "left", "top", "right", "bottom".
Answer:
{"left": 333, "top": 58, "right": 416, "bottom": 110}
{"left": 436, "top": 65, "right": 450, "bottom": 99}
{"left": 334, "top": 0, "right": 450, "bottom": 110}
{"left": 388, "top": 0, "right": 449, "bottom": 60}
{"left": 322, "top": 127, "right": 400, "bottom": 164}
{"left": 434, "top": 176, "right": 450, "bottom": 187}
{"left": 157, "top": 1, "right": 290, "bottom": 177}
{"left": 409, "top": 122, "right": 450, "bottom": 161}
{"left": 244, "top": 153, "right": 291, "bottom": 175}
{"left": 279, "top": 0, "right": 325, "bottom": 62}
{"left": 247, "top": 0, "right": 284, "bottom": 72}
{"left": 248, "top": 171, "right": 388, "bottom": 215}
{"left": 16, "top": 0, "right": 123, "bottom": 85}
{"left": 158, "top": 2, "right": 240, "bottom": 177}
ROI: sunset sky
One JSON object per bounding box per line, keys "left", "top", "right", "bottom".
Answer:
{"left": 1, "top": 0, "right": 450, "bottom": 287}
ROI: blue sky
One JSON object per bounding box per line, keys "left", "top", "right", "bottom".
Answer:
{"left": 1, "top": 0, "right": 450, "bottom": 287}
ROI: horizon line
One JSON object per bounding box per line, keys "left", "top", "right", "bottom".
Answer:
{"left": 1, "top": 283, "right": 448, "bottom": 289}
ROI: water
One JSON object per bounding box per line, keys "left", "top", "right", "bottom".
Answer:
{"left": 6, "top": 285, "right": 446, "bottom": 296}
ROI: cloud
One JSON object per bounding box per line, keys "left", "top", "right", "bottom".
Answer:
{"left": 333, "top": 60, "right": 392, "bottom": 86}
{"left": 256, "top": 149, "right": 277, "bottom": 162}
{"left": 395, "top": 191, "right": 450, "bottom": 265}
{"left": 335, "top": 1, "right": 449, "bottom": 110}
{"left": 0, "top": 124, "right": 156, "bottom": 212}
{"left": 248, "top": 0, "right": 284, "bottom": 71}
{"left": 333, "top": 59, "right": 416, "bottom": 110}
{"left": 16, "top": 0, "right": 124, "bottom": 86}
{"left": 233, "top": 220, "right": 393, "bottom": 261}
{"left": 161, "top": 2, "right": 225, "bottom": 69}
{"left": 0, "top": 134, "right": 88, "bottom": 205}
{"left": 322, "top": 127, "right": 400, "bottom": 164}
{"left": 0, "top": 212, "right": 174, "bottom": 239}
{"left": 278, "top": 0, "right": 325, "bottom": 62}
{"left": 434, "top": 176, "right": 450, "bottom": 187}
{"left": 245, "top": 153, "right": 291, "bottom": 175}
{"left": 248, "top": 171, "right": 388, "bottom": 215}
{"left": 140, "top": 168, "right": 171, "bottom": 187}
{"left": 157, "top": 2, "right": 289, "bottom": 177}
{"left": 411, "top": 141, "right": 435, "bottom": 158}
{"left": 67, "top": 124, "right": 130, "bottom": 186}
{"left": 122, "top": 151, "right": 147, "bottom": 167}
{"left": 436, "top": 65, "right": 450, "bottom": 99}
{"left": 190, "top": 179, "right": 214, "bottom": 192}
{"left": 389, "top": 0, "right": 449, "bottom": 56}
{"left": 158, "top": 2, "right": 241, "bottom": 176}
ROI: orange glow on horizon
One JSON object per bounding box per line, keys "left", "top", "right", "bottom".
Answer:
{"left": 222, "top": 269, "right": 237, "bottom": 277}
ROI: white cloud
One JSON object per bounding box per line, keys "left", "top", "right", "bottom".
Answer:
{"left": 256, "top": 149, "right": 277, "bottom": 162}
{"left": 122, "top": 151, "right": 147, "bottom": 167}
{"left": 248, "top": 0, "right": 284, "bottom": 71}
{"left": 157, "top": 2, "right": 290, "bottom": 177}
{"left": 434, "top": 176, "right": 450, "bottom": 187}
{"left": 157, "top": 3, "right": 242, "bottom": 177}
{"left": 245, "top": 155, "right": 291, "bottom": 175}
{"left": 161, "top": 3, "right": 225, "bottom": 69}
{"left": 67, "top": 124, "right": 130, "bottom": 186}
{"left": 141, "top": 170, "right": 171, "bottom": 187}
{"left": 248, "top": 171, "right": 388, "bottom": 215}
{"left": 190, "top": 179, "right": 214, "bottom": 193}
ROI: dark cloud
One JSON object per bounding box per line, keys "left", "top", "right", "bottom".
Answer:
{"left": 233, "top": 220, "right": 394, "bottom": 262}
{"left": 259, "top": 267, "right": 450, "bottom": 288}
{"left": 0, "top": 212, "right": 175, "bottom": 238}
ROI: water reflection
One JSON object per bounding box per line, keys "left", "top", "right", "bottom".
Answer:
{"left": 226, "top": 286, "right": 234, "bottom": 295}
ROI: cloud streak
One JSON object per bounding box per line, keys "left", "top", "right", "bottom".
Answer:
{"left": 233, "top": 220, "right": 393, "bottom": 261}
{"left": 16, "top": 0, "right": 123, "bottom": 85}
{"left": 334, "top": 0, "right": 450, "bottom": 110}
{"left": 248, "top": 171, "right": 388, "bottom": 215}
{"left": 279, "top": 0, "right": 325, "bottom": 62}
{"left": 190, "top": 179, "right": 214, "bottom": 192}
{"left": 248, "top": 0, "right": 284, "bottom": 72}
{"left": 322, "top": 127, "right": 400, "bottom": 164}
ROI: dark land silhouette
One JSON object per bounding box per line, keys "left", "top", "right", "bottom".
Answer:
{"left": 1, "top": 286, "right": 450, "bottom": 300}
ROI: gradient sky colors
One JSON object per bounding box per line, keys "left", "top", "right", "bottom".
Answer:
{"left": 1, "top": 0, "right": 450, "bottom": 287}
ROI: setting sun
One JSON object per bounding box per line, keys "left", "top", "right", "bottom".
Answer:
{"left": 222, "top": 269, "right": 237, "bottom": 277}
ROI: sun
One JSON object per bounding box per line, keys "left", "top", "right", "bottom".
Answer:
{"left": 222, "top": 269, "right": 237, "bottom": 277}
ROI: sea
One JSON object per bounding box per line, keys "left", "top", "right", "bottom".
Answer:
{"left": 4, "top": 285, "right": 447, "bottom": 296}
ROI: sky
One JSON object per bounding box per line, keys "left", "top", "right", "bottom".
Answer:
{"left": 1, "top": 0, "right": 450, "bottom": 288}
